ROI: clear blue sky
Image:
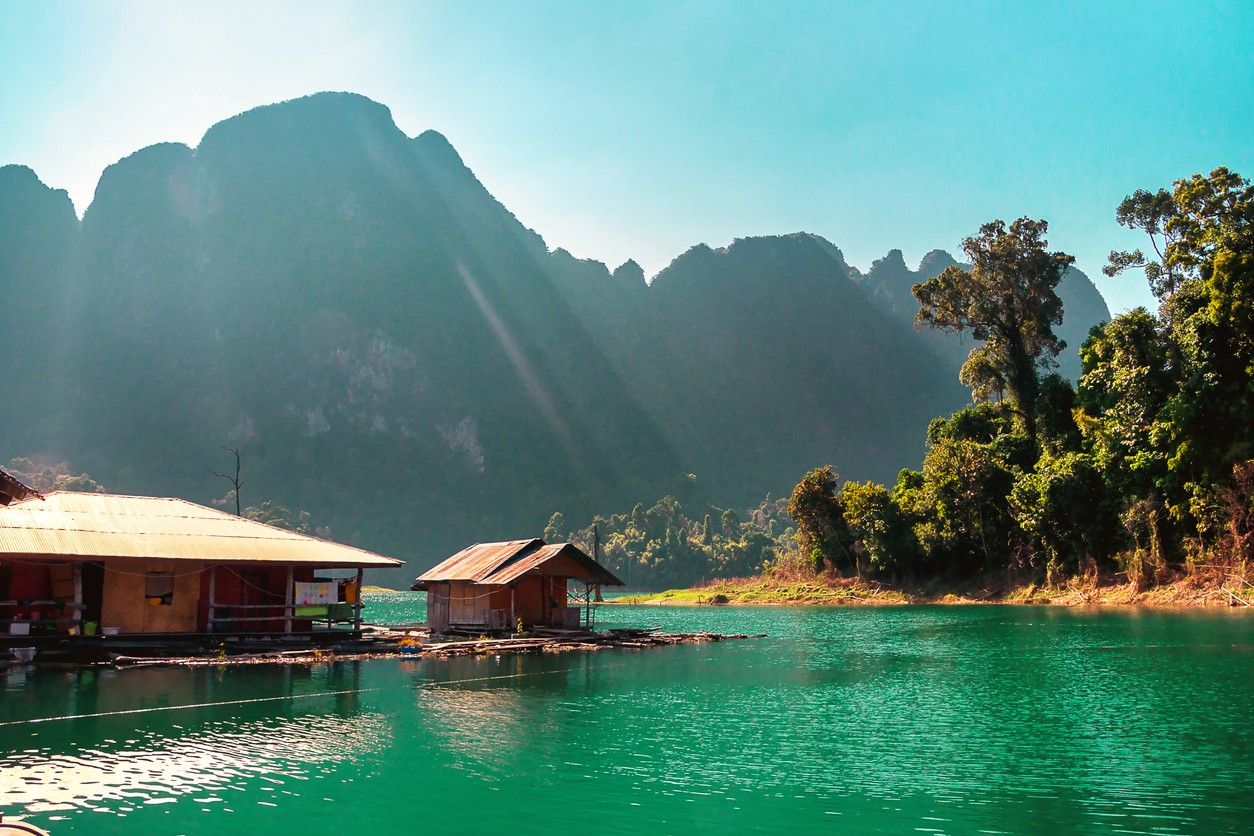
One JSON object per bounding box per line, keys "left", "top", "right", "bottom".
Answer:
{"left": 2, "top": 0, "right": 1251, "bottom": 313}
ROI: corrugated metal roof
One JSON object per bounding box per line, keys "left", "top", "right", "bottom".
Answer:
{"left": 414, "top": 539, "right": 623, "bottom": 588}
{"left": 416, "top": 539, "right": 542, "bottom": 583}
{"left": 0, "top": 492, "right": 402, "bottom": 568}
{"left": 485, "top": 543, "right": 623, "bottom": 586}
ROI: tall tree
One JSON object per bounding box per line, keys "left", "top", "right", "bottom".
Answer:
{"left": 1103, "top": 188, "right": 1181, "bottom": 300}
{"left": 913, "top": 218, "right": 1075, "bottom": 444}
{"left": 1100, "top": 169, "right": 1254, "bottom": 484}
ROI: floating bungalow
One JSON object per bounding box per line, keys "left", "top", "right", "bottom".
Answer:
{"left": 0, "top": 487, "right": 402, "bottom": 640}
{"left": 413, "top": 539, "right": 623, "bottom": 632}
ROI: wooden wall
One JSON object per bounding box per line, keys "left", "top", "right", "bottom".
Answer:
{"left": 101, "top": 558, "right": 203, "bottom": 633}
{"left": 512, "top": 575, "right": 568, "bottom": 627}
{"left": 427, "top": 576, "right": 574, "bottom": 632}
{"left": 426, "top": 582, "right": 448, "bottom": 631}
{"left": 448, "top": 580, "right": 490, "bottom": 625}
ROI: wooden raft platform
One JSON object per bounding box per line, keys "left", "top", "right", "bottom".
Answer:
{"left": 103, "top": 626, "right": 766, "bottom": 668}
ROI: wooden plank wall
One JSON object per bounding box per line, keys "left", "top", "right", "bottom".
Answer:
{"left": 101, "top": 559, "right": 202, "bottom": 633}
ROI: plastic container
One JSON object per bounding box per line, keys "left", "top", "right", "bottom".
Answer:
{"left": 10, "top": 647, "right": 36, "bottom": 663}
{"left": 84, "top": 621, "right": 98, "bottom": 636}
{"left": 101, "top": 626, "right": 120, "bottom": 637}
{"left": 8, "top": 622, "right": 30, "bottom": 636}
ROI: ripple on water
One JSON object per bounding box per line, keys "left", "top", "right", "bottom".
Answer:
{"left": 0, "top": 601, "right": 1250, "bottom": 835}
{"left": 1, "top": 712, "right": 392, "bottom": 817}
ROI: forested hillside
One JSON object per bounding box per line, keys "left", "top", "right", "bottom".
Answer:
{"left": 780, "top": 172, "right": 1253, "bottom": 598}
{"left": 0, "top": 93, "right": 1110, "bottom": 581}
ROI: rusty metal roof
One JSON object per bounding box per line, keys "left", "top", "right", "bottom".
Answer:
{"left": 414, "top": 539, "right": 623, "bottom": 588}
{"left": 0, "top": 492, "right": 402, "bottom": 568}
{"left": 414, "top": 539, "right": 542, "bottom": 582}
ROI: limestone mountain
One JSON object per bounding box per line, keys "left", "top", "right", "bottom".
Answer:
{"left": 855, "top": 246, "right": 1109, "bottom": 380}
{"left": 0, "top": 93, "right": 1110, "bottom": 578}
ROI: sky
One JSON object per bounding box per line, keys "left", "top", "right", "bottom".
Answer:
{"left": 2, "top": 0, "right": 1251, "bottom": 314}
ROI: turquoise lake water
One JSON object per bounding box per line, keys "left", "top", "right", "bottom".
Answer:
{"left": 1, "top": 595, "right": 1251, "bottom": 834}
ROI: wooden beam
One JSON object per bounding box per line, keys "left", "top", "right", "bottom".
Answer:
{"left": 354, "top": 567, "right": 363, "bottom": 635}
{"left": 284, "top": 566, "right": 294, "bottom": 634}
{"left": 207, "top": 566, "right": 216, "bottom": 632}
{"left": 73, "top": 562, "right": 83, "bottom": 630}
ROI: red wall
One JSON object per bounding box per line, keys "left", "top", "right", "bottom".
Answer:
{"left": 1, "top": 562, "right": 53, "bottom": 622}
{"left": 196, "top": 564, "right": 315, "bottom": 632}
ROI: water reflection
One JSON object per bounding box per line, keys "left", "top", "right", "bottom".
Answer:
{"left": 408, "top": 653, "right": 586, "bottom": 767}
{"left": 3, "top": 711, "right": 391, "bottom": 816}
{"left": 0, "top": 604, "right": 1250, "bottom": 835}
{"left": 0, "top": 662, "right": 389, "bottom": 825}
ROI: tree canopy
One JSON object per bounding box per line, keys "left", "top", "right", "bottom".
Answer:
{"left": 913, "top": 218, "right": 1075, "bottom": 443}
{"left": 777, "top": 168, "right": 1252, "bottom": 587}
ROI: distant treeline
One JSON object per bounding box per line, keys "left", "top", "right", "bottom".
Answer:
{"left": 784, "top": 167, "right": 1253, "bottom": 587}
{"left": 545, "top": 496, "right": 795, "bottom": 590}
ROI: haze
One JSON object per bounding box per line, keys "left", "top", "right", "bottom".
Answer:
{"left": 2, "top": 0, "right": 1251, "bottom": 313}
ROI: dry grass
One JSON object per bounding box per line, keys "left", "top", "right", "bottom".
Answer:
{"left": 615, "top": 564, "right": 1254, "bottom": 609}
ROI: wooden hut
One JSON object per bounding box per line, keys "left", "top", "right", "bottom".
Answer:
{"left": 413, "top": 539, "right": 623, "bottom": 632}
{"left": 0, "top": 490, "right": 402, "bottom": 637}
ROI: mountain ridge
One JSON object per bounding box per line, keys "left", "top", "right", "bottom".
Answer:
{"left": 0, "top": 92, "right": 1111, "bottom": 579}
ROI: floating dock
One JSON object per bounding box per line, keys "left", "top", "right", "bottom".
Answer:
{"left": 96, "top": 625, "right": 765, "bottom": 667}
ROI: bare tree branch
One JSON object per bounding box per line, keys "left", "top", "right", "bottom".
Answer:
{"left": 210, "top": 446, "right": 242, "bottom": 515}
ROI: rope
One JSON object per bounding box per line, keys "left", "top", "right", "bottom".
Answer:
{"left": 0, "top": 558, "right": 205, "bottom": 579}
{"left": 222, "top": 567, "right": 287, "bottom": 600}
{"left": 0, "top": 665, "right": 606, "bottom": 728}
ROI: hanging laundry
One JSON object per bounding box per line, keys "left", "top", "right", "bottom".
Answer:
{"left": 293, "top": 581, "right": 334, "bottom": 606}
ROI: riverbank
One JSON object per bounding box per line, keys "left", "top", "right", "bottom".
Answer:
{"left": 614, "top": 569, "right": 1253, "bottom": 608}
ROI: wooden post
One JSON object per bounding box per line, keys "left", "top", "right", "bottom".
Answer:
{"left": 207, "top": 566, "right": 216, "bottom": 633}
{"left": 510, "top": 584, "right": 516, "bottom": 633}
{"left": 73, "top": 562, "right": 83, "bottom": 632}
{"left": 284, "top": 566, "right": 294, "bottom": 634}
{"left": 354, "top": 567, "right": 363, "bottom": 635}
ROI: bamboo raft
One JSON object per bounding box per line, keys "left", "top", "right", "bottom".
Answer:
{"left": 106, "top": 626, "right": 766, "bottom": 668}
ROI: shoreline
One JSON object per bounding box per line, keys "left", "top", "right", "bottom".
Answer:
{"left": 610, "top": 572, "right": 1253, "bottom": 610}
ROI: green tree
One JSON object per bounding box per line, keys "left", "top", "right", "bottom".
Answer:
{"left": 1094, "top": 168, "right": 1254, "bottom": 519}
{"left": 787, "top": 466, "right": 851, "bottom": 573}
{"left": 543, "top": 512, "right": 566, "bottom": 543}
{"left": 1103, "top": 187, "right": 1182, "bottom": 299}
{"left": 1076, "top": 309, "right": 1172, "bottom": 500}
{"left": 838, "top": 480, "right": 918, "bottom": 576}
{"left": 1033, "top": 374, "right": 1082, "bottom": 456}
{"left": 912, "top": 436, "right": 1019, "bottom": 574}
{"left": 913, "top": 218, "right": 1075, "bottom": 444}
{"left": 1010, "top": 452, "right": 1117, "bottom": 577}
{"left": 242, "top": 499, "right": 328, "bottom": 537}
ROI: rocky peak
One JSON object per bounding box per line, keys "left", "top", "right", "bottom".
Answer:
{"left": 918, "top": 249, "right": 958, "bottom": 279}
